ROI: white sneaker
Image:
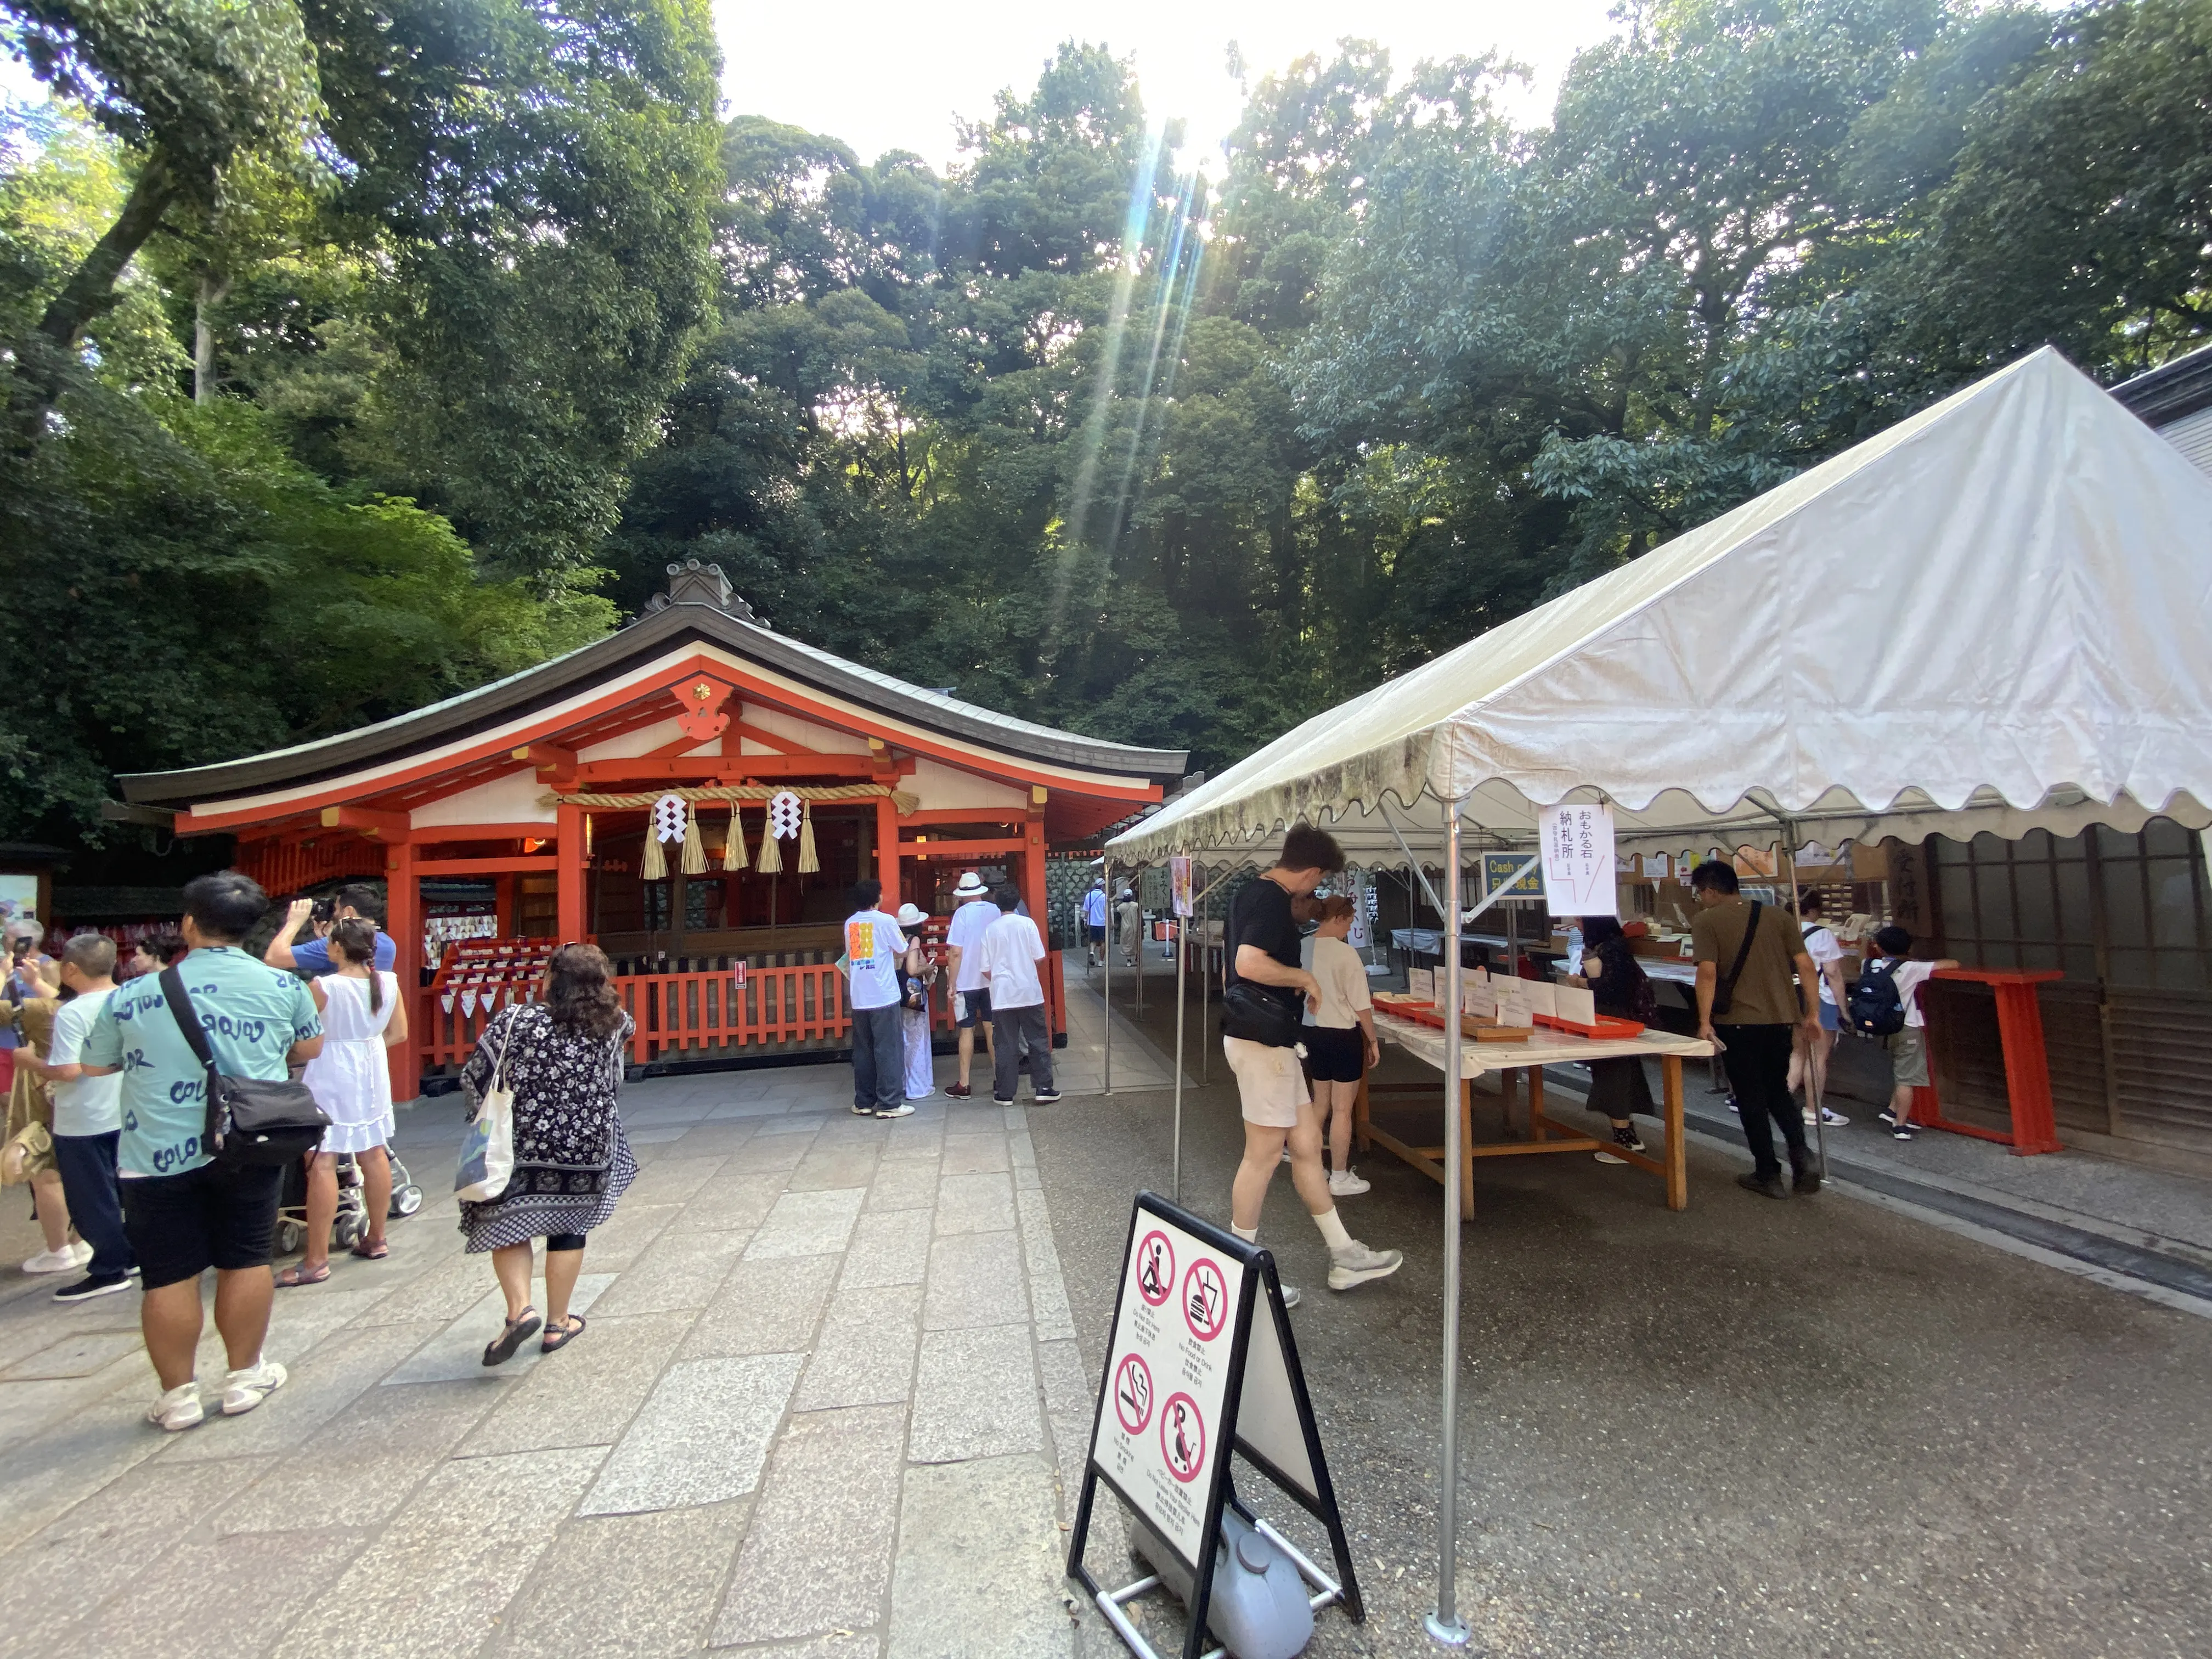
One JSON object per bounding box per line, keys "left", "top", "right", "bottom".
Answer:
{"left": 1279, "top": 1284, "right": 1301, "bottom": 1310}
{"left": 1819, "top": 1107, "right": 1850, "bottom": 1127}
{"left": 1280, "top": 1148, "right": 1292, "bottom": 1163}
{"left": 21, "top": 1247, "right": 80, "bottom": 1274}
{"left": 1326, "top": 1242, "right": 1403, "bottom": 1291}
{"left": 148, "top": 1383, "right": 204, "bottom": 1432}
{"left": 221, "top": 1360, "right": 287, "bottom": 1416}
{"left": 1328, "top": 1169, "right": 1371, "bottom": 1197}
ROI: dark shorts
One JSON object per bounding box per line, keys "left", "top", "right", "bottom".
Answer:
{"left": 1087, "top": 924, "right": 1106, "bottom": 943}
{"left": 121, "top": 1160, "right": 284, "bottom": 1290}
{"left": 1303, "top": 1025, "right": 1366, "bottom": 1085}
{"left": 957, "top": 988, "right": 992, "bottom": 1029}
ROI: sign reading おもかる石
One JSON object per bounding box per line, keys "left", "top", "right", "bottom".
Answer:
{"left": 1540, "top": 802, "right": 1617, "bottom": 917}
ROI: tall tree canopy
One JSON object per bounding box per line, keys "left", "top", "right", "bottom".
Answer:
{"left": 3, "top": 0, "right": 2208, "bottom": 855}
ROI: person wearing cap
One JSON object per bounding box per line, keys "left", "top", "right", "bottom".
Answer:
{"left": 1082, "top": 878, "right": 1108, "bottom": 970}
{"left": 894, "top": 903, "right": 939, "bottom": 1100}
{"left": 943, "top": 872, "right": 998, "bottom": 1098}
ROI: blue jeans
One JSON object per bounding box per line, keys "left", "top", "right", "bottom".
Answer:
{"left": 849, "top": 1003, "right": 905, "bottom": 1113}
{"left": 52, "top": 1130, "right": 133, "bottom": 1278}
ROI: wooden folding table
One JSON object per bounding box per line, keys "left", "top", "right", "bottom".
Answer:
{"left": 1359, "top": 1012, "right": 1716, "bottom": 1215}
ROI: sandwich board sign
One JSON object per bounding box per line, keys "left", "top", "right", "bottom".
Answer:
{"left": 1068, "top": 1192, "right": 1364, "bottom": 1658}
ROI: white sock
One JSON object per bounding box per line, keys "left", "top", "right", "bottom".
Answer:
{"left": 1312, "top": 1207, "right": 1352, "bottom": 1252}
{"left": 1232, "top": 1223, "right": 1259, "bottom": 1244}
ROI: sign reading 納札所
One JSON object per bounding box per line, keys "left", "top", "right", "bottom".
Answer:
{"left": 1070, "top": 1193, "right": 1364, "bottom": 1659}
{"left": 1539, "top": 802, "right": 1617, "bottom": 917}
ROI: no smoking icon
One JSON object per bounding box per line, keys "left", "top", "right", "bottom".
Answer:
{"left": 1113, "top": 1353, "right": 1153, "bottom": 1435}
{"left": 1160, "top": 1392, "right": 1206, "bottom": 1483}
{"left": 1182, "top": 1258, "right": 1229, "bottom": 1341}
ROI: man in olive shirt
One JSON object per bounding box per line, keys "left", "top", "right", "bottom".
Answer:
{"left": 1690, "top": 861, "right": 1825, "bottom": 1198}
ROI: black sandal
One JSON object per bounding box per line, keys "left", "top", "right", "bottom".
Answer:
{"left": 483, "top": 1307, "right": 541, "bottom": 1367}
{"left": 540, "top": 1314, "right": 586, "bottom": 1353}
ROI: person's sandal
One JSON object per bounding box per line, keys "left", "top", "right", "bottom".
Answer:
{"left": 540, "top": 1314, "right": 586, "bottom": 1354}
{"left": 275, "top": 1262, "right": 331, "bottom": 1288}
{"left": 483, "top": 1307, "right": 541, "bottom": 1366}
{"left": 349, "top": 1239, "right": 390, "bottom": 1260}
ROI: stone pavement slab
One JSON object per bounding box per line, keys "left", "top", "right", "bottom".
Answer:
{"left": 581, "top": 1352, "right": 802, "bottom": 1515}
{"left": 744, "top": 1187, "right": 867, "bottom": 1259}
{"left": 794, "top": 1282, "right": 923, "bottom": 1410}
{"left": 488, "top": 1499, "right": 753, "bottom": 1659}
{"left": 909, "top": 1323, "right": 1042, "bottom": 1464}
{"left": 684, "top": 1254, "right": 839, "bottom": 1358}
{"left": 888, "top": 1454, "right": 1074, "bottom": 1659}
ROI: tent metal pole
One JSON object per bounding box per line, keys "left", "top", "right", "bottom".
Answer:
{"left": 1381, "top": 801, "right": 1449, "bottom": 919}
{"left": 1172, "top": 908, "right": 1188, "bottom": 1204}
{"left": 1200, "top": 878, "right": 1211, "bottom": 1086}
{"left": 1427, "top": 803, "right": 1470, "bottom": 1647}
{"left": 1102, "top": 861, "right": 1114, "bottom": 1096}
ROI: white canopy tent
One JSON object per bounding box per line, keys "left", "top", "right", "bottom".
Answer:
{"left": 1105, "top": 346, "right": 2212, "bottom": 1646}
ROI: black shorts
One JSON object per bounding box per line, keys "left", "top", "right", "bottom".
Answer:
{"left": 122, "top": 1160, "right": 284, "bottom": 1290}
{"left": 1303, "top": 1025, "right": 1366, "bottom": 1084}
{"left": 1087, "top": 924, "right": 1106, "bottom": 943}
{"left": 957, "top": 988, "right": 992, "bottom": 1029}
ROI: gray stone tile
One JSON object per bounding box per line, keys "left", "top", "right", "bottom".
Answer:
{"left": 488, "top": 1499, "right": 753, "bottom": 1658}
{"left": 0, "top": 1455, "right": 269, "bottom": 1651}
{"left": 940, "top": 1133, "right": 1011, "bottom": 1175}
{"left": 63, "top": 1524, "right": 375, "bottom": 1658}
{"left": 461, "top": 1310, "right": 696, "bottom": 1457}
{"left": 669, "top": 1125, "right": 762, "bottom": 1159}
{"left": 909, "top": 1324, "right": 1041, "bottom": 1464}
{"left": 794, "top": 1284, "right": 922, "bottom": 1410}
{"left": 165, "top": 1319, "right": 450, "bottom": 1464}
{"left": 865, "top": 1159, "right": 941, "bottom": 1213}
{"left": 721, "top": 1136, "right": 814, "bottom": 1176}
{"left": 623, "top": 1102, "right": 711, "bottom": 1126}
{"left": 922, "top": 1229, "right": 1029, "bottom": 1331}
{"left": 753, "top": 1110, "right": 833, "bottom": 1137}
{"left": 681, "top": 1255, "right": 838, "bottom": 1359}
{"left": 0, "top": 1383, "right": 176, "bottom": 1555}
{"left": 935, "top": 1170, "right": 1016, "bottom": 1235}
{"left": 876, "top": 1122, "right": 946, "bottom": 1164}
{"left": 668, "top": 1170, "right": 784, "bottom": 1232}
{"left": 744, "top": 1188, "right": 867, "bottom": 1260}
{"left": 788, "top": 1145, "right": 882, "bottom": 1192}
{"left": 1, "top": 1329, "right": 143, "bottom": 1380}
{"left": 1034, "top": 1338, "right": 1107, "bottom": 1532}
{"left": 719, "top": 1635, "right": 881, "bottom": 1659}
{"left": 217, "top": 1377, "right": 503, "bottom": 1534}
{"left": 709, "top": 1404, "right": 907, "bottom": 1646}
{"left": 354, "top": 1250, "right": 506, "bottom": 1327}
{"left": 589, "top": 1227, "right": 749, "bottom": 1316}
{"left": 281, "top": 1446, "right": 605, "bottom": 1659}
{"left": 888, "top": 1455, "right": 1074, "bottom": 1659}
{"left": 577, "top": 1201, "right": 682, "bottom": 1271}
{"left": 580, "top": 1352, "right": 801, "bottom": 1516}
{"left": 1015, "top": 1188, "right": 1077, "bottom": 1344}
{"left": 625, "top": 1125, "right": 690, "bottom": 1144}
{"left": 839, "top": 1209, "right": 934, "bottom": 1289}
{"left": 383, "top": 1273, "right": 616, "bottom": 1384}
{"left": 707, "top": 1095, "right": 809, "bottom": 1120}
{"left": 621, "top": 1154, "right": 729, "bottom": 1206}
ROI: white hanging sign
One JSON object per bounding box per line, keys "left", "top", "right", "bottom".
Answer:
{"left": 651, "top": 793, "right": 688, "bottom": 844}
{"left": 768, "top": 789, "right": 803, "bottom": 839}
{"left": 1539, "top": 802, "right": 1617, "bottom": 918}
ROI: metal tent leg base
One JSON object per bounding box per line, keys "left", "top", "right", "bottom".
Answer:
{"left": 1425, "top": 1611, "right": 1472, "bottom": 1646}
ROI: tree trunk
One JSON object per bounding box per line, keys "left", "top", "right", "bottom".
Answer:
{"left": 194, "top": 272, "right": 232, "bottom": 404}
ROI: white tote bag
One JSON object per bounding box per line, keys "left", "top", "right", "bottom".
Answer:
{"left": 453, "top": 1029, "right": 517, "bottom": 1202}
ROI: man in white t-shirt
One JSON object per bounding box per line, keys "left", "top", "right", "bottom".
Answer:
{"left": 842, "top": 879, "right": 913, "bottom": 1119}
{"left": 942, "top": 871, "right": 999, "bottom": 1098}
{"left": 1865, "top": 925, "right": 1959, "bottom": 1141}
{"left": 979, "top": 884, "right": 1059, "bottom": 1104}
{"left": 1081, "top": 880, "right": 1108, "bottom": 969}
{"left": 24, "top": 935, "right": 135, "bottom": 1300}
{"left": 1787, "top": 891, "right": 1852, "bottom": 1129}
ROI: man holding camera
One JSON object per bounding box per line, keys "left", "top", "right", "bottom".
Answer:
{"left": 264, "top": 883, "right": 397, "bottom": 974}
{"left": 1222, "top": 824, "right": 1400, "bottom": 1307}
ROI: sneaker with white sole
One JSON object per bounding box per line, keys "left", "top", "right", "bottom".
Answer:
{"left": 1326, "top": 1242, "right": 1403, "bottom": 1291}
{"left": 53, "top": 1271, "right": 131, "bottom": 1302}
{"left": 21, "top": 1246, "right": 84, "bottom": 1274}
{"left": 1279, "top": 1284, "right": 1301, "bottom": 1310}
{"left": 1327, "top": 1168, "right": 1370, "bottom": 1197}
{"left": 1031, "top": 1089, "right": 1063, "bottom": 1104}
{"left": 221, "top": 1360, "right": 287, "bottom": 1416}
{"left": 147, "top": 1383, "right": 204, "bottom": 1432}
{"left": 1803, "top": 1107, "right": 1851, "bottom": 1127}
{"left": 1877, "top": 1109, "right": 1898, "bottom": 1126}
{"left": 874, "top": 1103, "right": 917, "bottom": 1119}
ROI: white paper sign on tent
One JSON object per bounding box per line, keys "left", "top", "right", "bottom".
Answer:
{"left": 1462, "top": 977, "right": 1496, "bottom": 1019}
{"left": 1540, "top": 802, "right": 1617, "bottom": 917}
{"left": 1494, "top": 979, "right": 1533, "bottom": 1026}
{"left": 1555, "top": 984, "right": 1598, "bottom": 1026}
{"left": 1522, "top": 979, "right": 1558, "bottom": 1018}
{"left": 1408, "top": 967, "right": 1435, "bottom": 1003}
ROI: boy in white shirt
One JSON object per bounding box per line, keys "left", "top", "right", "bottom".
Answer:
{"left": 22, "top": 934, "right": 134, "bottom": 1299}
{"left": 1787, "top": 891, "right": 1852, "bottom": 1128}
{"left": 942, "top": 871, "right": 999, "bottom": 1097}
{"left": 1863, "top": 925, "right": 1958, "bottom": 1141}
{"left": 842, "top": 879, "right": 914, "bottom": 1119}
{"left": 979, "top": 884, "right": 1059, "bottom": 1104}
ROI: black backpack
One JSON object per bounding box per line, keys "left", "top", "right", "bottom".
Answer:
{"left": 1846, "top": 957, "right": 1908, "bottom": 1037}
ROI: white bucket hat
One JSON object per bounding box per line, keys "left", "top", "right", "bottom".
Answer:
{"left": 953, "top": 871, "right": 989, "bottom": 899}
{"left": 896, "top": 902, "right": 929, "bottom": 927}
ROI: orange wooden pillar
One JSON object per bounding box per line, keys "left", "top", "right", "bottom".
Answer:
{"left": 385, "top": 837, "right": 420, "bottom": 1102}
{"left": 1026, "top": 787, "right": 1053, "bottom": 1036}
{"left": 876, "top": 795, "right": 900, "bottom": 901}
{"left": 556, "top": 802, "right": 587, "bottom": 943}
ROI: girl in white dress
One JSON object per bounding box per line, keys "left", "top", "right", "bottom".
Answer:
{"left": 280, "top": 918, "right": 408, "bottom": 1284}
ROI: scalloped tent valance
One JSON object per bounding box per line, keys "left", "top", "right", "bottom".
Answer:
{"left": 1110, "top": 348, "right": 2212, "bottom": 867}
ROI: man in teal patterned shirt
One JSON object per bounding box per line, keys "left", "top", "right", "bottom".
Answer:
{"left": 83, "top": 872, "right": 324, "bottom": 1432}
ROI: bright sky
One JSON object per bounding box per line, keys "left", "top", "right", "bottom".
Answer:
{"left": 713, "top": 1, "right": 1629, "bottom": 171}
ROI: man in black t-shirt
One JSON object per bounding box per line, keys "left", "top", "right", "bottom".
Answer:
{"left": 1224, "top": 823, "right": 1402, "bottom": 1307}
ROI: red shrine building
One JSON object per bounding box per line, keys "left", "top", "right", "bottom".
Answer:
{"left": 117, "top": 562, "right": 1186, "bottom": 1094}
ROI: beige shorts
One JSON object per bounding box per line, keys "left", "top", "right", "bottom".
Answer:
{"left": 1224, "top": 1035, "right": 1311, "bottom": 1128}
{"left": 1888, "top": 1026, "right": 1930, "bottom": 1088}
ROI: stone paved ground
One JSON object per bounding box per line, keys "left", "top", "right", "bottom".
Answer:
{"left": 0, "top": 1039, "right": 1103, "bottom": 1659}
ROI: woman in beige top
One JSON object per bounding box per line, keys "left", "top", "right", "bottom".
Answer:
{"left": 1302, "top": 896, "right": 1379, "bottom": 1197}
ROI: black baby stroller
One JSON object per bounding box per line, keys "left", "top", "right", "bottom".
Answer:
{"left": 273, "top": 1142, "right": 424, "bottom": 1257}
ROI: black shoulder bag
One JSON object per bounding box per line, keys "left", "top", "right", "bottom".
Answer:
{"left": 1218, "top": 893, "right": 1305, "bottom": 1049}
{"left": 1708, "top": 900, "right": 1763, "bottom": 1021}
{"left": 162, "top": 966, "right": 331, "bottom": 1167}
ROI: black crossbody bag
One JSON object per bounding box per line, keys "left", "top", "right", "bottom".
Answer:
{"left": 162, "top": 966, "right": 331, "bottom": 1167}
{"left": 1709, "top": 901, "right": 1763, "bottom": 1020}
{"left": 1218, "top": 890, "right": 1306, "bottom": 1049}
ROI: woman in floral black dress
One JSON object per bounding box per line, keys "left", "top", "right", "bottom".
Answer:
{"left": 459, "top": 943, "right": 635, "bottom": 1364}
